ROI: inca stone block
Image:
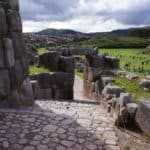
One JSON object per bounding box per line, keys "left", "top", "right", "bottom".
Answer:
{"left": 19, "top": 78, "right": 34, "bottom": 106}
{"left": 3, "top": 38, "right": 15, "bottom": 68}
{"left": 38, "top": 73, "right": 52, "bottom": 89}
{"left": 6, "top": 0, "right": 19, "bottom": 11}
{"left": 10, "top": 33, "right": 26, "bottom": 58}
{"left": 59, "top": 56, "right": 75, "bottom": 73}
{"left": 0, "top": 40, "right": 5, "bottom": 68}
{"left": 102, "top": 85, "right": 125, "bottom": 97}
{"left": 7, "top": 10, "right": 22, "bottom": 32}
{"left": 9, "top": 60, "right": 24, "bottom": 89}
{"left": 86, "top": 55, "right": 105, "bottom": 68}
{"left": 136, "top": 100, "right": 150, "bottom": 136}
{"left": 6, "top": 89, "right": 20, "bottom": 107}
{"left": 0, "top": 8, "right": 7, "bottom": 36}
{"left": 21, "top": 55, "right": 29, "bottom": 78}
{"left": 0, "top": 70, "right": 10, "bottom": 100}
{"left": 51, "top": 72, "right": 74, "bottom": 89}
{"left": 30, "top": 80, "right": 40, "bottom": 99}
{"left": 87, "top": 67, "right": 101, "bottom": 82}
{"left": 38, "top": 88, "right": 53, "bottom": 99}
{"left": 39, "top": 51, "right": 60, "bottom": 71}
{"left": 54, "top": 88, "right": 73, "bottom": 100}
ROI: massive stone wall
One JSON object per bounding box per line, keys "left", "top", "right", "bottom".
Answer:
{"left": 31, "top": 72, "right": 74, "bottom": 100}
{"left": 83, "top": 54, "right": 119, "bottom": 99}
{"left": 0, "top": 0, "right": 34, "bottom": 107}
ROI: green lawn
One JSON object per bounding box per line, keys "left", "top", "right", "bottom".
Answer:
{"left": 29, "top": 65, "right": 51, "bottom": 75}
{"left": 112, "top": 76, "right": 150, "bottom": 104}
{"left": 100, "top": 48, "right": 150, "bottom": 77}
{"left": 37, "top": 47, "right": 48, "bottom": 55}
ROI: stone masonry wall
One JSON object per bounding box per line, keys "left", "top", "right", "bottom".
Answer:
{"left": 0, "top": 0, "right": 34, "bottom": 107}
{"left": 83, "top": 54, "right": 119, "bottom": 99}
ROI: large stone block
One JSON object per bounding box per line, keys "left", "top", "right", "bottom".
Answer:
{"left": 7, "top": 78, "right": 34, "bottom": 107}
{"left": 0, "top": 8, "right": 7, "bottom": 36}
{"left": 39, "top": 51, "right": 60, "bottom": 71}
{"left": 21, "top": 55, "right": 29, "bottom": 78}
{"left": 52, "top": 72, "right": 74, "bottom": 100}
{"left": 104, "top": 57, "right": 120, "bottom": 69}
{"left": 54, "top": 88, "right": 73, "bottom": 100}
{"left": 86, "top": 55, "right": 105, "bottom": 68}
{"left": 19, "top": 78, "right": 34, "bottom": 106}
{"left": 3, "top": 38, "right": 15, "bottom": 68}
{"left": 102, "top": 85, "right": 125, "bottom": 97}
{"left": 7, "top": 10, "right": 22, "bottom": 32}
{"left": 0, "top": 70, "right": 11, "bottom": 100}
{"left": 87, "top": 67, "right": 101, "bottom": 82}
{"left": 38, "top": 88, "right": 53, "bottom": 99}
{"left": 51, "top": 72, "right": 74, "bottom": 89}
{"left": 10, "top": 33, "right": 26, "bottom": 58}
{"left": 59, "top": 56, "right": 75, "bottom": 73}
{"left": 136, "top": 100, "right": 150, "bottom": 136}
{"left": 30, "top": 80, "right": 40, "bottom": 99}
{"left": 140, "top": 79, "right": 150, "bottom": 90}
{"left": 119, "top": 93, "right": 134, "bottom": 107}
{"left": 9, "top": 60, "right": 24, "bottom": 89}
{"left": 6, "top": 0, "right": 19, "bottom": 11}
{"left": 37, "top": 73, "right": 52, "bottom": 89}
{"left": 0, "top": 40, "right": 5, "bottom": 68}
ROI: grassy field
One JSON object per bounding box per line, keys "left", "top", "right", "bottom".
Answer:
{"left": 100, "top": 48, "right": 150, "bottom": 77}
{"left": 100, "top": 48, "right": 150, "bottom": 103}
{"left": 29, "top": 65, "right": 51, "bottom": 75}
{"left": 37, "top": 47, "right": 48, "bottom": 55}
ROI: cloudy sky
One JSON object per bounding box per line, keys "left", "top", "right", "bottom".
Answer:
{"left": 20, "top": 0, "right": 150, "bottom": 33}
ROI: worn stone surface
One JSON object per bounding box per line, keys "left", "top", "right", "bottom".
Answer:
{"left": 0, "top": 40, "right": 5, "bottom": 68}
{"left": 0, "top": 70, "right": 11, "bottom": 100}
{"left": 0, "top": 100, "right": 120, "bottom": 149}
{"left": 59, "top": 56, "right": 75, "bottom": 74}
{"left": 3, "top": 38, "right": 15, "bottom": 68}
{"left": 0, "top": 8, "right": 7, "bottom": 36}
{"left": 6, "top": 0, "right": 19, "bottom": 11}
{"left": 7, "top": 9, "right": 22, "bottom": 32}
{"left": 102, "top": 85, "right": 125, "bottom": 98}
{"left": 39, "top": 51, "right": 60, "bottom": 71}
{"left": 136, "top": 100, "right": 150, "bottom": 136}
{"left": 140, "top": 79, "right": 150, "bottom": 90}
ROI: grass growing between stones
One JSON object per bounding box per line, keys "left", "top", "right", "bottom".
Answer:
{"left": 37, "top": 47, "right": 48, "bottom": 55}
{"left": 76, "top": 70, "right": 83, "bottom": 78}
{"left": 112, "top": 76, "right": 150, "bottom": 104}
{"left": 29, "top": 65, "right": 51, "bottom": 75}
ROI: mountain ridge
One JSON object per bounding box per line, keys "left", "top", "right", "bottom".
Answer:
{"left": 37, "top": 26, "right": 150, "bottom": 38}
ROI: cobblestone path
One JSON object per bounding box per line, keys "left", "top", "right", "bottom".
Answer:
{"left": 0, "top": 100, "right": 120, "bottom": 150}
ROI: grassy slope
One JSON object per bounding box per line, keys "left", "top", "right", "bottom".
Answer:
{"left": 112, "top": 76, "right": 150, "bottom": 103}
{"left": 73, "top": 36, "right": 150, "bottom": 48}
{"left": 100, "top": 48, "right": 150, "bottom": 103}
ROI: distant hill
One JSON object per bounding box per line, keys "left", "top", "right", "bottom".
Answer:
{"left": 38, "top": 28, "right": 87, "bottom": 37}
{"left": 37, "top": 26, "right": 150, "bottom": 38}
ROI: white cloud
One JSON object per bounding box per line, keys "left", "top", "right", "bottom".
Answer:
{"left": 21, "top": 0, "right": 150, "bottom": 33}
